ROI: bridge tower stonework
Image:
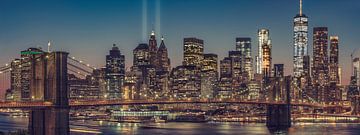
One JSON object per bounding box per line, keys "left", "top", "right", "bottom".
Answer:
{"left": 28, "top": 51, "right": 69, "bottom": 135}
{"left": 266, "top": 76, "right": 292, "bottom": 129}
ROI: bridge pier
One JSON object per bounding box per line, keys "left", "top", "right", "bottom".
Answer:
{"left": 28, "top": 51, "right": 69, "bottom": 135}
{"left": 266, "top": 76, "right": 292, "bottom": 129}
{"left": 266, "top": 104, "right": 291, "bottom": 128}
{"left": 29, "top": 108, "right": 69, "bottom": 135}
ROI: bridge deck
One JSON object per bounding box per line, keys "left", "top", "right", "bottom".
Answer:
{"left": 0, "top": 100, "right": 334, "bottom": 109}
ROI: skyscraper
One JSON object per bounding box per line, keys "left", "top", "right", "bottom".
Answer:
{"left": 20, "top": 48, "right": 44, "bottom": 101}
{"left": 201, "top": 53, "right": 218, "bottom": 98}
{"left": 236, "top": 37, "right": 253, "bottom": 80}
{"left": 273, "top": 64, "right": 284, "bottom": 78}
{"left": 133, "top": 43, "right": 150, "bottom": 69}
{"left": 262, "top": 42, "right": 272, "bottom": 78}
{"left": 312, "top": 27, "right": 329, "bottom": 102}
{"left": 293, "top": 0, "right": 309, "bottom": 78}
{"left": 256, "top": 29, "right": 271, "bottom": 76}
{"left": 329, "top": 36, "right": 339, "bottom": 84}
{"left": 10, "top": 59, "right": 21, "bottom": 101}
{"left": 157, "top": 37, "right": 171, "bottom": 72}
{"left": 353, "top": 57, "right": 360, "bottom": 86}
{"left": 156, "top": 37, "right": 171, "bottom": 97}
{"left": 105, "top": 44, "right": 125, "bottom": 99}
{"left": 183, "top": 38, "right": 204, "bottom": 67}
{"left": 149, "top": 31, "right": 159, "bottom": 68}
{"left": 219, "top": 57, "right": 232, "bottom": 98}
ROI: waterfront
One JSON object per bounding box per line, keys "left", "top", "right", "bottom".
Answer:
{"left": 1, "top": 115, "right": 360, "bottom": 135}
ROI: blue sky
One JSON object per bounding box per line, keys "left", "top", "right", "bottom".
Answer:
{"left": 0, "top": 0, "right": 360, "bottom": 85}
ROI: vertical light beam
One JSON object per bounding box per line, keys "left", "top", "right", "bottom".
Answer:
{"left": 300, "top": 0, "right": 302, "bottom": 16}
{"left": 155, "top": 0, "right": 161, "bottom": 37}
{"left": 142, "top": 0, "right": 148, "bottom": 42}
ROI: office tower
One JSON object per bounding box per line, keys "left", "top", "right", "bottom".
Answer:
{"left": 201, "top": 53, "right": 218, "bottom": 98}
{"left": 262, "top": 42, "right": 272, "bottom": 78}
{"left": 10, "top": 59, "right": 21, "bottom": 101}
{"left": 133, "top": 43, "right": 150, "bottom": 69}
{"left": 293, "top": 0, "right": 309, "bottom": 78}
{"left": 218, "top": 51, "right": 244, "bottom": 98}
{"left": 256, "top": 29, "right": 272, "bottom": 79}
{"left": 157, "top": 37, "right": 171, "bottom": 72}
{"left": 105, "top": 44, "right": 125, "bottom": 99}
{"left": 329, "top": 36, "right": 339, "bottom": 84}
{"left": 352, "top": 58, "right": 360, "bottom": 86}
{"left": 170, "top": 65, "right": 201, "bottom": 99}
{"left": 183, "top": 38, "right": 204, "bottom": 67}
{"left": 219, "top": 57, "right": 232, "bottom": 98}
{"left": 155, "top": 37, "right": 171, "bottom": 97}
{"left": 328, "top": 36, "right": 340, "bottom": 102}
{"left": 273, "top": 64, "right": 284, "bottom": 78}
{"left": 137, "top": 65, "right": 157, "bottom": 99}
{"left": 236, "top": 37, "right": 253, "bottom": 80}
{"left": 92, "top": 67, "right": 107, "bottom": 99}
{"left": 20, "top": 48, "right": 44, "bottom": 101}
{"left": 149, "top": 31, "right": 159, "bottom": 68}
{"left": 312, "top": 27, "right": 329, "bottom": 102}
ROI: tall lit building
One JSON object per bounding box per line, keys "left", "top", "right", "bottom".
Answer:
{"left": 155, "top": 37, "right": 171, "bottom": 97}
{"left": 105, "top": 44, "right": 125, "bottom": 99}
{"left": 201, "top": 53, "right": 218, "bottom": 98}
{"left": 20, "top": 48, "right": 44, "bottom": 101}
{"left": 218, "top": 51, "right": 245, "bottom": 98}
{"left": 157, "top": 37, "right": 171, "bottom": 72}
{"left": 293, "top": 0, "right": 309, "bottom": 78}
{"left": 10, "top": 59, "right": 21, "bottom": 101}
{"left": 149, "top": 31, "right": 159, "bottom": 68}
{"left": 219, "top": 57, "right": 232, "bottom": 98}
{"left": 273, "top": 64, "right": 284, "bottom": 78}
{"left": 262, "top": 42, "right": 272, "bottom": 78}
{"left": 133, "top": 43, "right": 150, "bottom": 69}
{"left": 352, "top": 57, "right": 360, "bottom": 86}
{"left": 312, "top": 27, "right": 329, "bottom": 102}
{"left": 183, "top": 38, "right": 204, "bottom": 67}
{"left": 256, "top": 29, "right": 271, "bottom": 76}
{"left": 236, "top": 37, "right": 253, "bottom": 80}
{"left": 328, "top": 36, "right": 340, "bottom": 102}
{"left": 329, "top": 36, "right": 340, "bottom": 84}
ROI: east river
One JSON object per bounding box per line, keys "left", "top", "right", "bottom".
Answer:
{"left": 1, "top": 115, "right": 360, "bottom": 135}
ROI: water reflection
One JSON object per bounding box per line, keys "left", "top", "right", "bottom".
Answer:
{"left": 1, "top": 115, "right": 360, "bottom": 135}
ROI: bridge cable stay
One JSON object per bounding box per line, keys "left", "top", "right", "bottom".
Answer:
{"left": 67, "top": 68, "right": 88, "bottom": 78}
{"left": 67, "top": 63, "right": 92, "bottom": 75}
{"left": 67, "top": 56, "right": 97, "bottom": 70}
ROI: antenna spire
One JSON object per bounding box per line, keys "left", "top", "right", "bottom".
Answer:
{"left": 300, "top": 0, "right": 303, "bottom": 16}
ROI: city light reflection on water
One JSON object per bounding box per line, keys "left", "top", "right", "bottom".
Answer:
{"left": 1, "top": 116, "right": 360, "bottom": 134}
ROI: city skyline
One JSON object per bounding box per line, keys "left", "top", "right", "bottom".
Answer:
{"left": 1, "top": 0, "right": 360, "bottom": 87}
{"left": 0, "top": 1, "right": 360, "bottom": 134}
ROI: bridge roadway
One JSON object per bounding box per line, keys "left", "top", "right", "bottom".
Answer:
{"left": 0, "top": 99, "right": 339, "bottom": 109}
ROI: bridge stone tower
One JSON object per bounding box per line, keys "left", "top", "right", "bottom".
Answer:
{"left": 28, "top": 51, "right": 69, "bottom": 135}
{"left": 266, "top": 76, "right": 292, "bottom": 129}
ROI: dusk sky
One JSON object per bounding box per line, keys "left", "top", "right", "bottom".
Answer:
{"left": 1, "top": 0, "right": 360, "bottom": 88}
